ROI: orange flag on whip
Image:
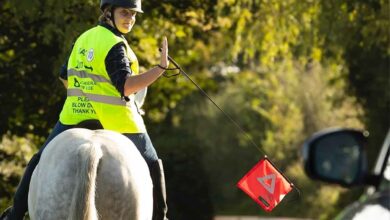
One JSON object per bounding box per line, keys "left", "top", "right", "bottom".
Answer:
{"left": 237, "top": 157, "right": 293, "bottom": 212}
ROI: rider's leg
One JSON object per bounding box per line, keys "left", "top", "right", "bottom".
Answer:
{"left": 1, "top": 121, "right": 72, "bottom": 220}
{"left": 149, "top": 159, "right": 168, "bottom": 220}
{"left": 124, "top": 133, "right": 169, "bottom": 220}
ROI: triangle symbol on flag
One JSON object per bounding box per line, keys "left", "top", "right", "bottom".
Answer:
{"left": 257, "top": 173, "right": 276, "bottom": 194}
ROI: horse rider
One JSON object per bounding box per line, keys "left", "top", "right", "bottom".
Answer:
{"left": 1, "top": 0, "right": 169, "bottom": 219}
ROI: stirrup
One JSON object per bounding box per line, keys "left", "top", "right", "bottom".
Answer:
{"left": 0, "top": 206, "right": 12, "bottom": 220}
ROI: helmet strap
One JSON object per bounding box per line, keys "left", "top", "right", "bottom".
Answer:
{"left": 110, "top": 7, "right": 119, "bottom": 31}
{"left": 105, "top": 6, "right": 122, "bottom": 34}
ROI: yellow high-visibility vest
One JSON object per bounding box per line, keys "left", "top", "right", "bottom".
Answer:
{"left": 59, "top": 25, "right": 146, "bottom": 133}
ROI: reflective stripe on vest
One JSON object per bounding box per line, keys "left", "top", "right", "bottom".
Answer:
{"left": 67, "top": 88, "right": 127, "bottom": 106}
{"left": 68, "top": 69, "right": 111, "bottom": 83}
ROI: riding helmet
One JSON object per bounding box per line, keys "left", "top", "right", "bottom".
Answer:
{"left": 100, "top": 0, "right": 143, "bottom": 13}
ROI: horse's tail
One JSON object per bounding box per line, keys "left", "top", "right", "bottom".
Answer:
{"left": 68, "top": 141, "right": 103, "bottom": 220}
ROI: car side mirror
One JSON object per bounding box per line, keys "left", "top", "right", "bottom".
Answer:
{"left": 302, "top": 128, "right": 369, "bottom": 187}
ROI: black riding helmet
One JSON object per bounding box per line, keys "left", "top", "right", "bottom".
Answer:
{"left": 100, "top": 0, "right": 143, "bottom": 13}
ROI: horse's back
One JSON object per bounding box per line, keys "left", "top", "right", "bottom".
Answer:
{"left": 28, "top": 128, "right": 153, "bottom": 220}
{"left": 94, "top": 130, "right": 153, "bottom": 219}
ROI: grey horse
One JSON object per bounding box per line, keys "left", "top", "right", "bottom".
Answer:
{"left": 28, "top": 128, "right": 153, "bottom": 220}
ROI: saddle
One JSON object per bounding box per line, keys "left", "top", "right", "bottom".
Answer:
{"left": 74, "top": 120, "right": 103, "bottom": 130}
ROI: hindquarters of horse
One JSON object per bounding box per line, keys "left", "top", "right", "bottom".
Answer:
{"left": 28, "top": 128, "right": 153, "bottom": 220}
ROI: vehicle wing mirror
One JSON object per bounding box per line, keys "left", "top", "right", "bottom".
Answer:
{"left": 302, "top": 128, "right": 369, "bottom": 187}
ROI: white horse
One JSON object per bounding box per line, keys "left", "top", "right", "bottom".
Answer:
{"left": 27, "top": 128, "right": 153, "bottom": 220}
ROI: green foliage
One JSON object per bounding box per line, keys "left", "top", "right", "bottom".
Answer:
{"left": 164, "top": 59, "right": 363, "bottom": 218}
{"left": 0, "top": 0, "right": 99, "bottom": 137}
{"left": 342, "top": 0, "right": 390, "bottom": 167}
{"left": 0, "top": 134, "right": 38, "bottom": 211}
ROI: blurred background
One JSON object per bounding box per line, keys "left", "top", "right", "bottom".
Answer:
{"left": 0, "top": 0, "right": 388, "bottom": 219}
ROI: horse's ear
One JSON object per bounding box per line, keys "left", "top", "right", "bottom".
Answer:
{"left": 75, "top": 120, "right": 104, "bottom": 130}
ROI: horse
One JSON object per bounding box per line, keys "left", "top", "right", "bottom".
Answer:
{"left": 27, "top": 128, "right": 153, "bottom": 220}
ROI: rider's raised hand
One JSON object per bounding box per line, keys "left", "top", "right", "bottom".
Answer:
{"left": 160, "top": 36, "right": 169, "bottom": 69}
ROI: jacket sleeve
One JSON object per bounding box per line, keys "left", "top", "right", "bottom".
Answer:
{"left": 105, "top": 42, "right": 133, "bottom": 97}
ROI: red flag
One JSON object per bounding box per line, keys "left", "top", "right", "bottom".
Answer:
{"left": 237, "top": 157, "right": 293, "bottom": 212}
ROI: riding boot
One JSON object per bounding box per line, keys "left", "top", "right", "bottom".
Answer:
{"left": 150, "top": 159, "right": 169, "bottom": 220}
{"left": 0, "top": 153, "right": 41, "bottom": 220}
